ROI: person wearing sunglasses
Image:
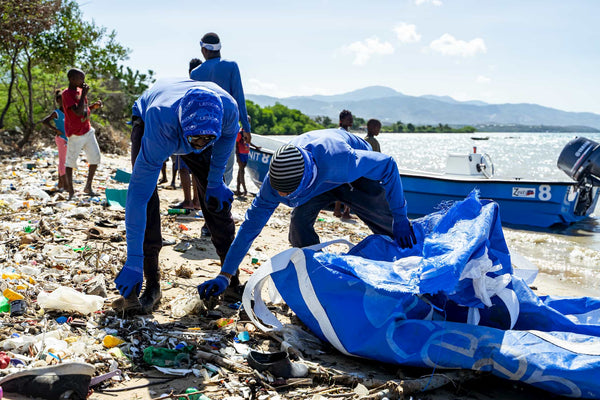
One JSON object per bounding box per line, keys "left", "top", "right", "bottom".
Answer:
{"left": 112, "top": 78, "right": 240, "bottom": 314}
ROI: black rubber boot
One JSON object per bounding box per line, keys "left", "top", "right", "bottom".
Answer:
{"left": 223, "top": 270, "right": 245, "bottom": 303}
{"left": 139, "top": 256, "right": 162, "bottom": 314}
{"left": 111, "top": 291, "right": 142, "bottom": 315}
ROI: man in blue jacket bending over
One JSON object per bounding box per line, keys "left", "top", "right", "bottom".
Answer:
{"left": 198, "top": 128, "right": 417, "bottom": 300}
{"left": 112, "top": 78, "right": 239, "bottom": 314}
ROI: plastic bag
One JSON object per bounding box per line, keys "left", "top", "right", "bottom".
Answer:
{"left": 37, "top": 287, "right": 104, "bottom": 314}
{"left": 169, "top": 292, "right": 204, "bottom": 318}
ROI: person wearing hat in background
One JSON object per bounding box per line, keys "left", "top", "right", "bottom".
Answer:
{"left": 198, "top": 127, "right": 417, "bottom": 300}
{"left": 112, "top": 78, "right": 240, "bottom": 314}
{"left": 190, "top": 32, "right": 252, "bottom": 188}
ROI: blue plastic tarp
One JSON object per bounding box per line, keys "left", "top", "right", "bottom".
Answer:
{"left": 244, "top": 191, "right": 600, "bottom": 398}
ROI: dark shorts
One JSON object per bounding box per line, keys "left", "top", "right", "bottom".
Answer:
{"left": 171, "top": 155, "right": 190, "bottom": 171}
{"left": 236, "top": 153, "right": 249, "bottom": 164}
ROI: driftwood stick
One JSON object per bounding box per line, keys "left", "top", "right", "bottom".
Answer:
{"left": 363, "top": 370, "right": 479, "bottom": 400}
{"left": 401, "top": 370, "right": 477, "bottom": 394}
{"left": 195, "top": 349, "right": 252, "bottom": 373}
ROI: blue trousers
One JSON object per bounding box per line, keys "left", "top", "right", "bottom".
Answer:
{"left": 288, "top": 178, "right": 394, "bottom": 248}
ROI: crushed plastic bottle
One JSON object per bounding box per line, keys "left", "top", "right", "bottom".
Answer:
{"left": 143, "top": 346, "right": 194, "bottom": 368}
{"left": 0, "top": 297, "right": 9, "bottom": 313}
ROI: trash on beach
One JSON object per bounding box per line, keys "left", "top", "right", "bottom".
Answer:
{"left": 111, "top": 168, "right": 131, "bottom": 183}
{"left": 37, "top": 287, "right": 104, "bottom": 314}
{"left": 105, "top": 188, "right": 128, "bottom": 208}
{"left": 143, "top": 346, "right": 194, "bottom": 368}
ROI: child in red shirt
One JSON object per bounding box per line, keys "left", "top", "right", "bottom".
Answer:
{"left": 235, "top": 129, "right": 250, "bottom": 196}
{"left": 62, "top": 68, "right": 103, "bottom": 199}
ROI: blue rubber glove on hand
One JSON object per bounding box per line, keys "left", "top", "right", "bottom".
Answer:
{"left": 115, "top": 256, "right": 144, "bottom": 297}
{"left": 393, "top": 217, "right": 417, "bottom": 249}
{"left": 205, "top": 182, "right": 234, "bottom": 213}
{"left": 198, "top": 274, "right": 230, "bottom": 300}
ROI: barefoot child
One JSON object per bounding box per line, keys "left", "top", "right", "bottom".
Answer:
{"left": 41, "top": 89, "right": 68, "bottom": 190}
{"left": 235, "top": 128, "right": 250, "bottom": 196}
{"left": 62, "top": 68, "right": 103, "bottom": 199}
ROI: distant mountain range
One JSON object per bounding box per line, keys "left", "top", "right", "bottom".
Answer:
{"left": 246, "top": 86, "right": 600, "bottom": 130}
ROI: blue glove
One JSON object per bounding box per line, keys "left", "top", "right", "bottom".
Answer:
{"left": 198, "top": 274, "right": 230, "bottom": 300}
{"left": 206, "top": 182, "right": 234, "bottom": 213}
{"left": 115, "top": 256, "right": 144, "bottom": 297}
{"left": 393, "top": 217, "right": 417, "bottom": 249}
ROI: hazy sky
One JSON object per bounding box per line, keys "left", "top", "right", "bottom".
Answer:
{"left": 78, "top": 0, "right": 600, "bottom": 114}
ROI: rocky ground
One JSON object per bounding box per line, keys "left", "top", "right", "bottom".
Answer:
{"left": 0, "top": 147, "right": 574, "bottom": 400}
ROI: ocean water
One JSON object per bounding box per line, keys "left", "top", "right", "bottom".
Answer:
{"left": 277, "top": 132, "right": 600, "bottom": 293}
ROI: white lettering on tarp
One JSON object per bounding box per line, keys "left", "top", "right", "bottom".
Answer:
{"left": 512, "top": 187, "right": 536, "bottom": 198}
{"left": 388, "top": 321, "right": 582, "bottom": 397}
{"left": 262, "top": 154, "right": 271, "bottom": 164}
{"left": 523, "top": 369, "right": 581, "bottom": 398}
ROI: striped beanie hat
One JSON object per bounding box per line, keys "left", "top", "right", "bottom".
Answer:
{"left": 269, "top": 144, "right": 305, "bottom": 193}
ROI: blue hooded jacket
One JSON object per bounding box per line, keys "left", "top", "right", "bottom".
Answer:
{"left": 127, "top": 78, "right": 239, "bottom": 266}
{"left": 221, "top": 128, "right": 407, "bottom": 275}
{"left": 190, "top": 58, "right": 251, "bottom": 133}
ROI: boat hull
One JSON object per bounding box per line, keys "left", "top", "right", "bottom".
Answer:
{"left": 401, "top": 172, "right": 598, "bottom": 227}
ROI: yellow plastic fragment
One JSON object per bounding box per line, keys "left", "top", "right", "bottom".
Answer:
{"left": 3, "top": 288, "right": 24, "bottom": 301}
{"left": 103, "top": 335, "right": 125, "bottom": 348}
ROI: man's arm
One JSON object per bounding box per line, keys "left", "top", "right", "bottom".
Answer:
{"left": 71, "top": 83, "right": 90, "bottom": 117}
{"left": 230, "top": 62, "right": 251, "bottom": 133}
{"left": 349, "top": 149, "right": 416, "bottom": 248}
{"left": 198, "top": 185, "right": 280, "bottom": 299}
{"left": 221, "top": 193, "right": 279, "bottom": 275}
{"left": 347, "top": 149, "right": 407, "bottom": 217}
{"left": 125, "top": 127, "right": 176, "bottom": 262}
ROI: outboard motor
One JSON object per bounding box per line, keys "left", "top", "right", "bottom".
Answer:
{"left": 558, "top": 137, "right": 600, "bottom": 215}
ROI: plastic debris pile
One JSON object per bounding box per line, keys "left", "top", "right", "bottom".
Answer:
{"left": 0, "top": 147, "right": 559, "bottom": 400}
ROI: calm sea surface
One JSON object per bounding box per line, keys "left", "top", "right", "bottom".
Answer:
{"left": 280, "top": 132, "right": 600, "bottom": 293}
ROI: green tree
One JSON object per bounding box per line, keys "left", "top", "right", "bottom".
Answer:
{"left": 314, "top": 115, "right": 334, "bottom": 128}
{"left": 352, "top": 116, "right": 366, "bottom": 130}
{"left": 0, "top": 0, "right": 152, "bottom": 148}
{"left": 0, "top": 0, "right": 60, "bottom": 131}
{"left": 407, "top": 123, "right": 415, "bottom": 133}
{"left": 246, "top": 100, "right": 326, "bottom": 135}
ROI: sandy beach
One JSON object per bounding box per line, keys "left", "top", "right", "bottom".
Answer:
{"left": 0, "top": 148, "right": 592, "bottom": 400}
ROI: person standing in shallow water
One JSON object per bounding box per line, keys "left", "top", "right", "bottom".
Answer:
{"left": 61, "top": 68, "right": 103, "bottom": 199}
